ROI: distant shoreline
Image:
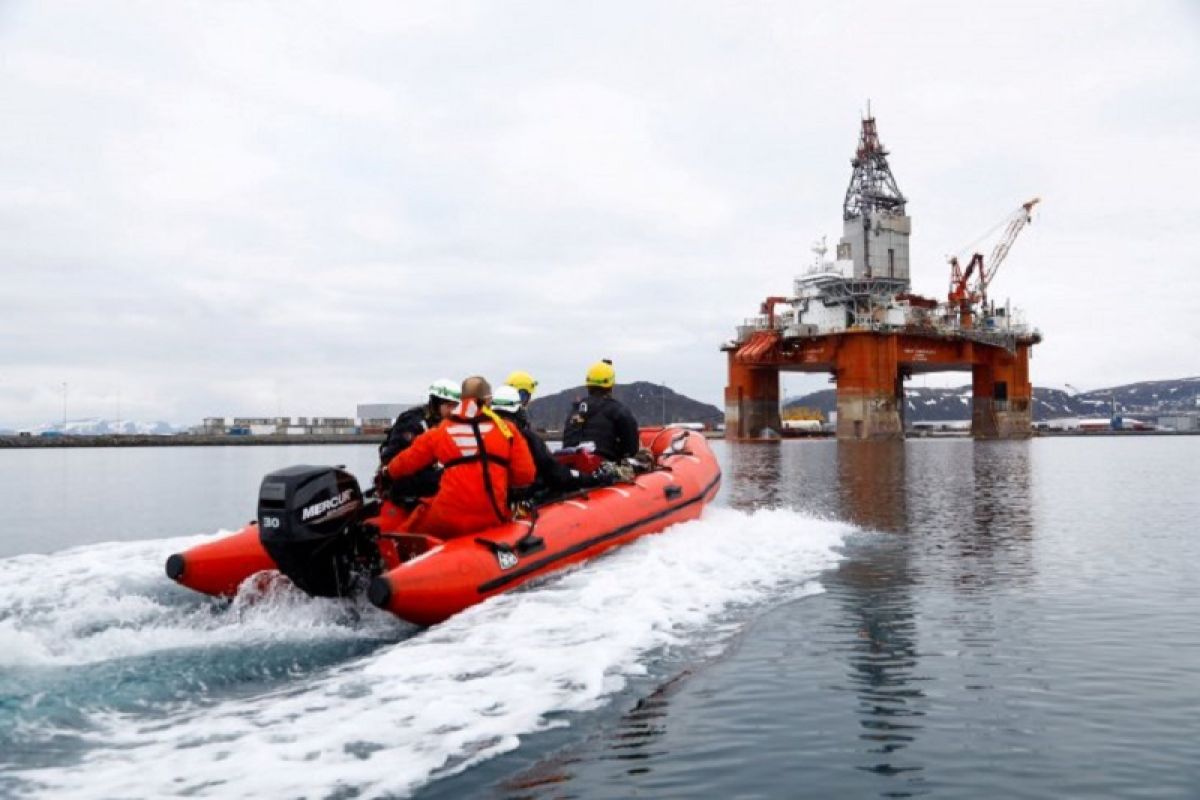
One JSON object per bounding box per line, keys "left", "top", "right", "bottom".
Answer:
{"left": 0, "top": 430, "right": 729, "bottom": 449}
{"left": 2, "top": 429, "right": 1193, "bottom": 449}
{"left": 0, "top": 433, "right": 388, "bottom": 449}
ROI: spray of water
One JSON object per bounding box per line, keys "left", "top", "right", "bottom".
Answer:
{"left": 2, "top": 507, "right": 851, "bottom": 798}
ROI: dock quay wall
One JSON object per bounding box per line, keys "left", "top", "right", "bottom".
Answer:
{"left": 2, "top": 430, "right": 728, "bottom": 449}
{"left": 0, "top": 434, "right": 388, "bottom": 449}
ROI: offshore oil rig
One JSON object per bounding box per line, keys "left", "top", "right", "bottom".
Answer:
{"left": 723, "top": 112, "right": 1042, "bottom": 440}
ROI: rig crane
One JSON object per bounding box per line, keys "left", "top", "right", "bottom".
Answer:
{"left": 948, "top": 197, "right": 1041, "bottom": 321}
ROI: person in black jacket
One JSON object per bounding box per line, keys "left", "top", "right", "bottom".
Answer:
{"left": 562, "top": 359, "right": 639, "bottom": 461}
{"left": 376, "top": 378, "right": 459, "bottom": 506}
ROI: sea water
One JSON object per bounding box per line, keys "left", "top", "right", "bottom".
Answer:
{"left": 0, "top": 437, "right": 1197, "bottom": 798}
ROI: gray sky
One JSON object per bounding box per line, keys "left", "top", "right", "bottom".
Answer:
{"left": 2, "top": 1, "right": 1198, "bottom": 427}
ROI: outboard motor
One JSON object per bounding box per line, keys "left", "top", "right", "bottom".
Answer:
{"left": 257, "top": 465, "right": 373, "bottom": 597}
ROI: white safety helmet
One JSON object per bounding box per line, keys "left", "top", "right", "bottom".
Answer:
{"left": 428, "top": 378, "right": 460, "bottom": 404}
{"left": 491, "top": 385, "right": 522, "bottom": 416}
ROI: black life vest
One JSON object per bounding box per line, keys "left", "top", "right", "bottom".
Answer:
{"left": 380, "top": 406, "right": 441, "bottom": 503}
{"left": 562, "top": 394, "right": 638, "bottom": 460}
{"left": 379, "top": 406, "right": 436, "bottom": 465}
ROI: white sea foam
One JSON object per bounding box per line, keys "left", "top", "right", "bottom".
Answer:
{"left": 0, "top": 533, "right": 396, "bottom": 667}
{"left": 8, "top": 507, "right": 851, "bottom": 798}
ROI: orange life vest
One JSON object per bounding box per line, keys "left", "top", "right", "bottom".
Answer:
{"left": 386, "top": 399, "right": 536, "bottom": 538}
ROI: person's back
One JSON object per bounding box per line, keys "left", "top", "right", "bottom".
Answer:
{"left": 386, "top": 377, "right": 535, "bottom": 538}
{"left": 562, "top": 360, "right": 639, "bottom": 461}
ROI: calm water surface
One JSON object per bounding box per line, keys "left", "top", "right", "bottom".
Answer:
{"left": 429, "top": 437, "right": 1200, "bottom": 799}
{"left": 0, "top": 438, "right": 1197, "bottom": 798}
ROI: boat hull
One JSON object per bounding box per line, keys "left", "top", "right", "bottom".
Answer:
{"left": 164, "top": 523, "right": 276, "bottom": 597}
{"left": 166, "top": 427, "right": 721, "bottom": 626}
{"left": 368, "top": 428, "right": 721, "bottom": 625}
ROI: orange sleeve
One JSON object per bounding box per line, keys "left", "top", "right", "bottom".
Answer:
{"left": 387, "top": 427, "right": 440, "bottom": 479}
{"left": 508, "top": 428, "right": 537, "bottom": 488}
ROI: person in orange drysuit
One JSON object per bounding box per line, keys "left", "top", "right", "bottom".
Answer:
{"left": 386, "top": 376, "right": 536, "bottom": 539}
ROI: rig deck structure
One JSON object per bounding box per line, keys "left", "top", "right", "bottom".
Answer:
{"left": 723, "top": 113, "right": 1042, "bottom": 441}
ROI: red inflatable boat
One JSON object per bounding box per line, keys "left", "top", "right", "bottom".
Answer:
{"left": 166, "top": 428, "right": 721, "bottom": 626}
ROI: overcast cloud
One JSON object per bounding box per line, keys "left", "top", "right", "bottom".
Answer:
{"left": 2, "top": 1, "right": 1198, "bottom": 427}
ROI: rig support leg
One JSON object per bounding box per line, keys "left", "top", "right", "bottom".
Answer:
{"left": 835, "top": 333, "right": 904, "bottom": 440}
{"left": 972, "top": 344, "right": 1033, "bottom": 439}
{"left": 724, "top": 354, "right": 781, "bottom": 440}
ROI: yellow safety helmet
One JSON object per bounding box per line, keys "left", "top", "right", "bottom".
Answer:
{"left": 505, "top": 370, "right": 538, "bottom": 396}
{"left": 585, "top": 359, "right": 616, "bottom": 389}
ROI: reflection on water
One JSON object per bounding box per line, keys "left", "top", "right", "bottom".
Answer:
{"left": 722, "top": 442, "right": 785, "bottom": 511}
{"left": 831, "top": 443, "right": 925, "bottom": 792}
{"left": 837, "top": 441, "right": 909, "bottom": 533}
{"left": 960, "top": 443, "right": 1035, "bottom": 589}
{"left": 828, "top": 441, "right": 1035, "bottom": 794}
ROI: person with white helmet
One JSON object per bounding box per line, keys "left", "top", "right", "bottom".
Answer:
{"left": 490, "top": 384, "right": 525, "bottom": 417}
{"left": 377, "top": 378, "right": 460, "bottom": 506}
{"left": 493, "top": 384, "right": 611, "bottom": 500}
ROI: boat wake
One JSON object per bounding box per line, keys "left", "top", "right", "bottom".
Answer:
{"left": 1, "top": 507, "right": 851, "bottom": 798}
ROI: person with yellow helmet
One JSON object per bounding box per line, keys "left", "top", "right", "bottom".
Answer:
{"left": 505, "top": 370, "right": 538, "bottom": 404}
{"left": 563, "top": 359, "right": 640, "bottom": 463}
{"left": 504, "top": 370, "right": 539, "bottom": 432}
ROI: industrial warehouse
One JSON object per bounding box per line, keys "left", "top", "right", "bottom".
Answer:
{"left": 199, "top": 404, "right": 415, "bottom": 436}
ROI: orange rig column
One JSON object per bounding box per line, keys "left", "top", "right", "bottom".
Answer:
{"left": 724, "top": 351, "right": 781, "bottom": 440}
{"left": 971, "top": 343, "right": 1034, "bottom": 438}
{"left": 834, "top": 332, "right": 905, "bottom": 440}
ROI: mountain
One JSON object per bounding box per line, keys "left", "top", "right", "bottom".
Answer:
{"left": 527, "top": 381, "right": 723, "bottom": 432}
{"left": 783, "top": 377, "right": 1200, "bottom": 423}
{"left": 1091, "top": 377, "right": 1200, "bottom": 413}
{"left": 26, "top": 418, "right": 184, "bottom": 436}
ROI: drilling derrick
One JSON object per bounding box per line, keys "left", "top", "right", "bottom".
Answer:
{"left": 841, "top": 113, "right": 910, "bottom": 285}
{"left": 722, "top": 110, "right": 1042, "bottom": 441}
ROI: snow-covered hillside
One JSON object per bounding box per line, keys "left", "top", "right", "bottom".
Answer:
{"left": 784, "top": 377, "right": 1200, "bottom": 422}
{"left": 23, "top": 418, "right": 183, "bottom": 436}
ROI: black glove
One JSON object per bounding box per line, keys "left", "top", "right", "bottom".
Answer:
{"left": 509, "top": 485, "right": 535, "bottom": 505}
{"left": 578, "top": 469, "right": 615, "bottom": 489}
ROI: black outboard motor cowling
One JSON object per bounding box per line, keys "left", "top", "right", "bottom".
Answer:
{"left": 257, "top": 465, "right": 370, "bottom": 597}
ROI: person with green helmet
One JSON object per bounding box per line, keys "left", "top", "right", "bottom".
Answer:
{"left": 562, "top": 359, "right": 640, "bottom": 463}
{"left": 377, "top": 378, "right": 460, "bottom": 506}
